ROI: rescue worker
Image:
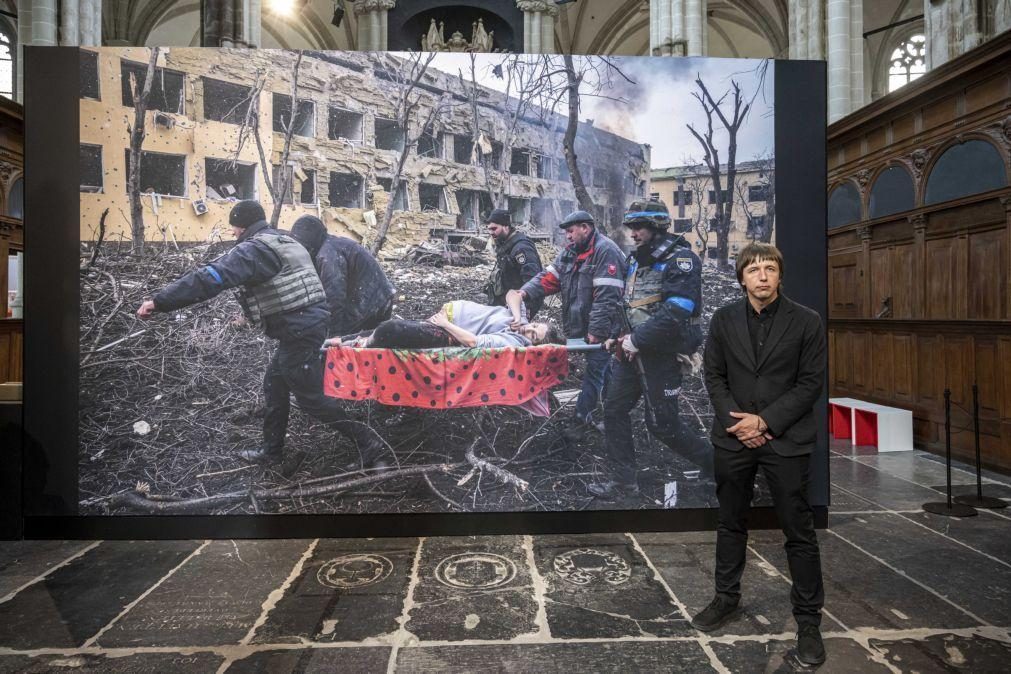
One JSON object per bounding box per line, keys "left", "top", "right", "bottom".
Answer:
{"left": 510, "top": 210, "right": 625, "bottom": 440}
{"left": 290, "top": 215, "right": 395, "bottom": 337}
{"left": 137, "top": 200, "right": 387, "bottom": 474}
{"left": 484, "top": 208, "right": 543, "bottom": 317}
{"left": 589, "top": 199, "right": 711, "bottom": 499}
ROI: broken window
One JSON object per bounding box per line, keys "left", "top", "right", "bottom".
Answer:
{"left": 80, "top": 50, "right": 100, "bottom": 100}
{"left": 453, "top": 134, "right": 474, "bottom": 164}
{"left": 121, "top": 60, "right": 185, "bottom": 114}
{"left": 489, "top": 141, "right": 503, "bottom": 169}
{"left": 534, "top": 154, "right": 551, "bottom": 179}
{"left": 672, "top": 218, "right": 692, "bottom": 233}
{"left": 748, "top": 184, "right": 769, "bottom": 202}
{"left": 271, "top": 165, "right": 314, "bottom": 205}
{"left": 531, "top": 198, "right": 554, "bottom": 232}
{"left": 328, "top": 107, "right": 364, "bottom": 142}
{"left": 556, "top": 158, "right": 570, "bottom": 182}
{"left": 592, "top": 167, "right": 608, "bottom": 188}
{"left": 455, "top": 189, "right": 492, "bottom": 231}
{"left": 508, "top": 197, "right": 530, "bottom": 225}
{"left": 123, "top": 149, "right": 186, "bottom": 197}
{"left": 272, "top": 93, "right": 315, "bottom": 137}
{"left": 746, "top": 215, "right": 767, "bottom": 238}
{"left": 510, "top": 148, "right": 530, "bottom": 175}
{"left": 329, "top": 172, "right": 363, "bottom": 208}
{"left": 558, "top": 200, "right": 575, "bottom": 219}
{"left": 708, "top": 189, "right": 728, "bottom": 204}
{"left": 205, "top": 159, "right": 256, "bottom": 200}
{"left": 419, "top": 183, "right": 447, "bottom": 212}
{"left": 377, "top": 177, "right": 408, "bottom": 211}
{"left": 202, "top": 77, "right": 252, "bottom": 125}
{"left": 80, "top": 144, "right": 103, "bottom": 193}
{"left": 375, "top": 118, "right": 405, "bottom": 152}
{"left": 417, "top": 127, "right": 442, "bottom": 158}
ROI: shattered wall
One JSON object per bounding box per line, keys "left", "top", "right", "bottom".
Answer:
{"left": 80, "top": 48, "right": 650, "bottom": 255}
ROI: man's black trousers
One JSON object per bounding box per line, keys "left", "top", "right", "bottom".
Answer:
{"left": 263, "top": 323, "right": 367, "bottom": 453}
{"left": 714, "top": 443, "right": 824, "bottom": 625}
{"left": 602, "top": 353, "right": 712, "bottom": 485}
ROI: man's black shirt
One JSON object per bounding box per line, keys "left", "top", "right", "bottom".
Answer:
{"left": 747, "top": 294, "right": 781, "bottom": 360}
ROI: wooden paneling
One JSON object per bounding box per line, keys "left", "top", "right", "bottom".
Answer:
{"left": 869, "top": 247, "right": 890, "bottom": 317}
{"left": 891, "top": 114, "right": 915, "bottom": 142}
{"left": 871, "top": 332, "right": 893, "bottom": 397}
{"left": 891, "top": 244, "right": 916, "bottom": 318}
{"left": 829, "top": 254, "right": 861, "bottom": 317}
{"left": 0, "top": 320, "right": 21, "bottom": 384}
{"left": 893, "top": 334, "right": 914, "bottom": 402}
{"left": 917, "top": 333, "right": 943, "bottom": 407}
{"left": 964, "top": 75, "right": 1006, "bottom": 112}
{"left": 925, "top": 239, "right": 957, "bottom": 318}
{"left": 968, "top": 229, "right": 1006, "bottom": 319}
{"left": 975, "top": 340, "right": 1000, "bottom": 418}
{"left": 923, "top": 95, "right": 956, "bottom": 131}
{"left": 851, "top": 331, "right": 871, "bottom": 395}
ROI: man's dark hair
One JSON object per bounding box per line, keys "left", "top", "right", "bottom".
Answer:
{"left": 735, "top": 242, "right": 785, "bottom": 288}
{"left": 543, "top": 322, "right": 565, "bottom": 346}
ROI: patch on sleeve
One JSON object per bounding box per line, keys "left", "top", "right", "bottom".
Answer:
{"left": 676, "top": 257, "right": 694, "bottom": 272}
{"left": 515, "top": 252, "right": 527, "bottom": 265}
{"left": 607, "top": 263, "right": 617, "bottom": 276}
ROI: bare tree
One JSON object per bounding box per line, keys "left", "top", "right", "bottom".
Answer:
{"left": 268, "top": 51, "right": 305, "bottom": 228}
{"left": 369, "top": 52, "right": 450, "bottom": 256}
{"left": 126, "top": 47, "right": 161, "bottom": 254}
{"left": 561, "top": 53, "right": 596, "bottom": 219}
{"left": 681, "top": 170, "right": 713, "bottom": 261}
{"left": 686, "top": 61, "right": 767, "bottom": 267}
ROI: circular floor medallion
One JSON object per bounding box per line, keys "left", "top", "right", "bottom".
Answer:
{"left": 553, "top": 548, "right": 632, "bottom": 586}
{"left": 435, "top": 553, "right": 517, "bottom": 589}
{"left": 317, "top": 554, "right": 393, "bottom": 589}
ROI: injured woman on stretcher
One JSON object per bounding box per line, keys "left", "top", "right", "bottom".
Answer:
{"left": 324, "top": 297, "right": 565, "bottom": 350}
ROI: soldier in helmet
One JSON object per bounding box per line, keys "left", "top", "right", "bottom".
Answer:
{"left": 510, "top": 210, "right": 626, "bottom": 440}
{"left": 484, "top": 208, "right": 544, "bottom": 316}
{"left": 137, "top": 200, "right": 388, "bottom": 474}
{"left": 589, "top": 198, "right": 711, "bottom": 499}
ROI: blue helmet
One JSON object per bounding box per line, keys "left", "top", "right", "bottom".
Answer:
{"left": 623, "top": 199, "right": 671, "bottom": 231}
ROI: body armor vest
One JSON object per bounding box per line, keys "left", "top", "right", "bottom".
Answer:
{"left": 623, "top": 235, "right": 699, "bottom": 328}
{"left": 237, "top": 232, "right": 326, "bottom": 325}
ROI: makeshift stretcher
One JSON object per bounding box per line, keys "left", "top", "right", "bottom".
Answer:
{"left": 323, "top": 339, "right": 601, "bottom": 417}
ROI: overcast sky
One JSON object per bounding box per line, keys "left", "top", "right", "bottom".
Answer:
{"left": 422, "top": 53, "right": 774, "bottom": 169}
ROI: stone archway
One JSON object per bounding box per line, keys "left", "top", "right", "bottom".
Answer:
{"left": 387, "top": 1, "right": 523, "bottom": 52}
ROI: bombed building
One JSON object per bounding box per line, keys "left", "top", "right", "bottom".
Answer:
{"left": 78, "top": 48, "right": 650, "bottom": 252}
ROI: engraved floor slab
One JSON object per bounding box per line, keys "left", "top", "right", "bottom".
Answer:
{"left": 96, "top": 539, "right": 313, "bottom": 647}
{"left": 887, "top": 509, "right": 1011, "bottom": 563}
{"left": 226, "top": 646, "right": 391, "bottom": 672}
{"left": 634, "top": 530, "right": 845, "bottom": 635}
{"left": 828, "top": 483, "right": 886, "bottom": 511}
{"left": 868, "top": 632, "right": 1011, "bottom": 672}
{"left": 829, "top": 514, "right": 1011, "bottom": 625}
{"left": 532, "top": 533, "right": 692, "bottom": 639}
{"left": 0, "top": 540, "right": 200, "bottom": 649}
{"left": 396, "top": 640, "right": 715, "bottom": 672}
{"left": 405, "top": 535, "right": 537, "bottom": 642}
{"left": 710, "top": 637, "right": 891, "bottom": 673}
{"left": 0, "top": 541, "right": 94, "bottom": 598}
{"left": 251, "top": 537, "right": 418, "bottom": 644}
{"left": 748, "top": 526, "right": 977, "bottom": 630}
{"left": 830, "top": 457, "right": 947, "bottom": 511}
{"left": 0, "top": 651, "right": 223, "bottom": 672}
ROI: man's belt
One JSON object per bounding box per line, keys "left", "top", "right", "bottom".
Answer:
{"left": 627, "top": 293, "right": 662, "bottom": 308}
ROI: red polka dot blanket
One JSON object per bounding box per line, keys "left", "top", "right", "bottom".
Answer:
{"left": 323, "top": 345, "right": 569, "bottom": 416}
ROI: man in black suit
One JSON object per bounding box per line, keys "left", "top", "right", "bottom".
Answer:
{"left": 691, "top": 242, "right": 827, "bottom": 667}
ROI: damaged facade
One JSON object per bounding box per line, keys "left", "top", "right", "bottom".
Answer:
{"left": 651, "top": 160, "right": 775, "bottom": 259}
{"left": 79, "top": 48, "right": 650, "bottom": 254}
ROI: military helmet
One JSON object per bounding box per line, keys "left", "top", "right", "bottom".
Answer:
{"left": 623, "top": 199, "right": 671, "bottom": 231}
{"left": 558, "top": 210, "right": 594, "bottom": 229}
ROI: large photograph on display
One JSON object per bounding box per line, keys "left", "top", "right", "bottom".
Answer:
{"left": 74, "top": 47, "right": 787, "bottom": 517}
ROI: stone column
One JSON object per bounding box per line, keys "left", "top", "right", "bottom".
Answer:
{"left": 926, "top": 0, "right": 982, "bottom": 69}
{"left": 31, "top": 0, "right": 59, "bottom": 45}
{"left": 997, "top": 0, "right": 1011, "bottom": 36}
{"left": 204, "top": 0, "right": 258, "bottom": 47}
{"left": 849, "top": 0, "right": 863, "bottom": 110}
{"left": 354, "top": 0, "right": 395, "bottom": 51}
{"left": 16, "top": 3, "right": 31, "bottom": 102}
{"left": 59, "top": 0, "right": 102, "bottom": 47}
{"left": 827, "top": 0, "right": 851, "bottom": 123}
{"left": 247, "top": 0, "right": 262, "bottom": 48}
{"left": 517, "top": 1, "right": 558, "bottom": 54}
{"left": 650, "top": 0, "right": 706, "bottom": 56}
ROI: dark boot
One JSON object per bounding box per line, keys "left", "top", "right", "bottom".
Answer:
{"left": 238, "top": 446, "right": 283, "bottom": 465}
{"left": 690, "top": 595, "right": 741, "bottom": 632}
{"left": 354, "top": 429, "right": 390, "bottom": 472}
{"left": 796, "top": 623, "right": 826, "bottom": 665}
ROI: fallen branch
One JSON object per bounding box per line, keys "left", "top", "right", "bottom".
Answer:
{"left": 465, "top": 441, "right": 529, "bottom": 492}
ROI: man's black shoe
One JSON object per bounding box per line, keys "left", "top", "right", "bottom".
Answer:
{"left": 587, "top": 480, "right": 639, "bottom": 499}
{"left": 796, "top": 623, "right": 826, "bottom": 666}
{"left": 356, "top": 432, "right": 391, "bottom": 472}
{"left": 561, "top": 419, "right": 590, "bottom": 442}
{"left": 238, "top": 447, "right": 282, "bottom": 464}
{"left": 690, "top": 595, "right": 740, "bottom": 632}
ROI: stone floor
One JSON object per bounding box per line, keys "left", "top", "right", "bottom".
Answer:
{"left": 1, "top": 442, "right": 1009, "bottom": 672}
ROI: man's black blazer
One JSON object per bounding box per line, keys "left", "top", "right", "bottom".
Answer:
{"left": 703, "top": 295, "right": 826, "bottom": 457}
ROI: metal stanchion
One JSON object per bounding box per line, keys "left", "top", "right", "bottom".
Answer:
{"left": 954, "top": 384, "right": 1007, "bottom": 509}
{"left": 923, "top": 389, "right": 977, "bottom": 517}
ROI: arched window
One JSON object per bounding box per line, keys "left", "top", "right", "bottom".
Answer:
{"left": 7, "top": 177, "right": 22, "bottom": 219}
{"left": 0, "top": 26, "right": 12, "bottom": 100}
{"left": 868, "top": 166, "right": 915, "bottom": 219}
{"left": 888, "top": 34, "right": 926, "bottom": 92}
{"left": 924, "top": 140, "right": 1007, "bottom": 205}
{"left": 828, "top": 182, "right": 861, "bottom": 229}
